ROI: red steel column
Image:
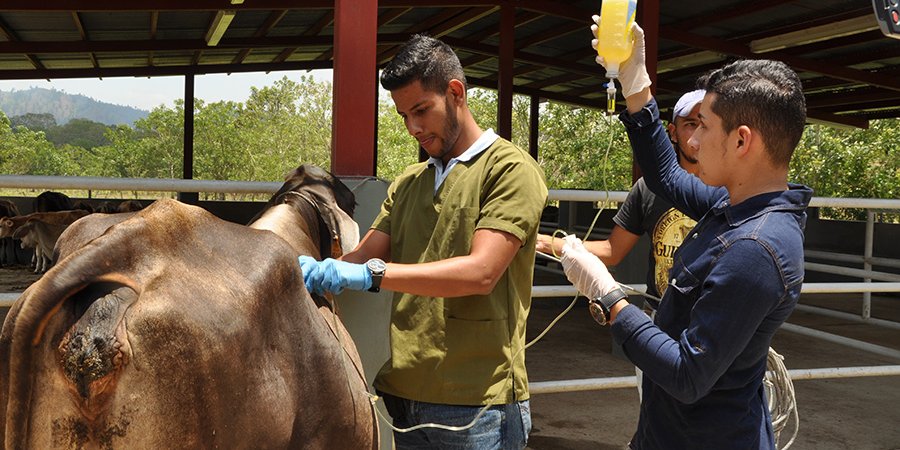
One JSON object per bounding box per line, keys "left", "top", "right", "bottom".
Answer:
{"left": 331, "top": 0, "right": 378, "bottom": 176}
{"left": 497, "top": 2, "right": 514, "bottom": 140}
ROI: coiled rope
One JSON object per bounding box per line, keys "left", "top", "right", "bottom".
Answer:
{"left": 766, "top": 347, "right": 799, "bottom": 449}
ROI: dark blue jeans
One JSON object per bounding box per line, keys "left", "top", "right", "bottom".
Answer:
{"left": 380, "top": 391, "right": 531, "bottom": 449}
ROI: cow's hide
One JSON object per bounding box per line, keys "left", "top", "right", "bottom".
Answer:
{"left": 0, "top": 166, "right": 376, "bottom": 449}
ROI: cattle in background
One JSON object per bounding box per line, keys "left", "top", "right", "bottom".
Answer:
{"left": 0, "top": 216, "right": 31, "bottom": 269}
{"left": 71, "top": 201, "right": 94, "bottom": 214}
{"left": 32, "top": 191, "right": 73, "bottom": 213}
{"left": 11, "top": 210, "right": 91, "bottom": 273}
{"left": 117, "top": 200, "right": 145, "bottom": 212}
{"left": 23, "top": 191, "right": 75, "bottom": 271}
{"left": 0, "top": 200, "right": 20, "bottom": 267}
{"left": 94, "top": 201, "right": 118, "bottom": 214}
{"left": 1, "top": 165, "right": 376, "bottom": 449}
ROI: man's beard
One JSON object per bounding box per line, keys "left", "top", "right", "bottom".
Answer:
{"left": 436, "top": 97, "right": 462, "bottom": 160}
{"left": 674, "top": 142, "right": 698, "bottom": 164}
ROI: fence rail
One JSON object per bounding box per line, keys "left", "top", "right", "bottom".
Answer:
{"left": 2, "top": 177, "right": 900, "bottom": 390}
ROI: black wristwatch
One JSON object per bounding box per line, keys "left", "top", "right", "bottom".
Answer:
{"left": 366, "top": 258, "right": 386, "bottom": 293}
{"left": 588, "top": 288, "right": 628, "bottom": 326}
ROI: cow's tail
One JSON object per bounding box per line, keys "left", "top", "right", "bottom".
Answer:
{"left": 1, "top": 221, "right": 144, "bottom": 449}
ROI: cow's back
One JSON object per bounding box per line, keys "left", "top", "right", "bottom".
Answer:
{"left": 3, "top": 199, "right": 375, "bottom": 449}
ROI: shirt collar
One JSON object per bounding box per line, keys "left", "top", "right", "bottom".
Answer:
{"left": 718, "top": 183, "right": 813, "bottom": 226}
{"left": 427, "top": 128, "right": 498, "bottom": 169}
{"left": 427, "top": 129, "right": 498, "bottom": 194}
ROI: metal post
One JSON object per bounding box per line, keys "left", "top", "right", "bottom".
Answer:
{"left": 863, "top": 210, "right": 874, "bottom": 319}
{"left": 529, "top": 94, "right": 539, "bottom": 160}
{"left": 179, "top": 73, "right": 198, "bottom": 204}
{"left": 331, "top": 0, "right": 377, "bottom": 176}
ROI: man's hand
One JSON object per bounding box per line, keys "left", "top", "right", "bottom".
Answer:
{"left": 590, "top": 17, "right": 651, "bottom": 98}
{"left": 298, "top": 256, "right": 372, "bottom": 295}
{"left": 536, "top": 233, "right": 563, "bottom": 258}
{"left": 560, "top": 235, "right": 619, "bottom": 300}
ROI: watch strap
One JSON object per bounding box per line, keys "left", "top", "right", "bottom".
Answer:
{"left": 598, "top": 288, "right": 627, "bottom": 312}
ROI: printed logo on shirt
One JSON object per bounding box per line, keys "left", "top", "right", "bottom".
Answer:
{"left": 651, "top": 208, "right": 697, "bottom": 297}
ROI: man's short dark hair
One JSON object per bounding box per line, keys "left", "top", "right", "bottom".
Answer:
{"left": 698, "top": 59, "right": 806, "bottom": 167}
{"left": 380, "top": 34, "right": 467, "bottom": 93}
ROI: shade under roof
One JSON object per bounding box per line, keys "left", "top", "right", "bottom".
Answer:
{"left": 0, "top": 0, "right": 898, "bottom": 129}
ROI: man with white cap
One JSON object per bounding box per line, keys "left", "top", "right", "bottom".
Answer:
{"left": 537, "top": 89, "right": 704, "bottom": 402}
{"left": 538, "top": 89, "right": 704, "bottom": 311}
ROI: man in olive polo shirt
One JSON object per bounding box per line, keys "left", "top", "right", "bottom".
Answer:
{"left": 299, "top": 34, "right": 548, "bottom": 449}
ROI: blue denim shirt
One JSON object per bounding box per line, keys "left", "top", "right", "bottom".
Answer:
{"left": 612, "top": 99, "right": 812, "bottom": 450}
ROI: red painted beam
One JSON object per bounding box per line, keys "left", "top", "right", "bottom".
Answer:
{"left": 331, "top": 0, "right": 377, "bottom": 176}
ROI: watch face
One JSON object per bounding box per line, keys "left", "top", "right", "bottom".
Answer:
{"left": 588, "top": 302, "right": 608, "bottom": 326}
{"left": 367, "top": 258, "right": 386, "bottom": 273}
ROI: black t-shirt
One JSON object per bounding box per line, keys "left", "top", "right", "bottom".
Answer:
{"left": 613, "top": 178, "right": 696, "bottom": 306}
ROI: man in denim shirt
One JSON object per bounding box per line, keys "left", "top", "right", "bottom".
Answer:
{"left": 559, "top": 19, "right": 812, "bottom": 449}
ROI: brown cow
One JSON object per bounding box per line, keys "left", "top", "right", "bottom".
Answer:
{"left": 0, "top": 165, "right": 376, "bottom": 449}
{"left": 11, "top": 210, "right": 91, "bottom": 273}
{"left": 0, "top": 200, "right": 21, "bottom": 267}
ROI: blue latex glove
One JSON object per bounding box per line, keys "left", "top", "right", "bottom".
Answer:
{"left": 298, "top": 255, "right": 322, "bottom": 294}
{"left": 297, "top": 256, "right": 372, "bottom": 295}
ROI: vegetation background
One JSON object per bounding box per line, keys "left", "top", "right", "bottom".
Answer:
{"left": 1, "top": 76, "right": 898, "bottom": 219}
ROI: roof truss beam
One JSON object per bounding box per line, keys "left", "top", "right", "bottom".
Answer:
{"left": 660, "top": 25, "right": 900, "bottom": 92}
{"left": 0, "top": 14, "right": 46, "bottom": 71}
{"left": 232, "top": 9, "right": 288, "bottom": 64}
{"left": 377, "top": 7, "right": 497, "bottom": 65}
{"left": 0, "top": 60, "right": 333, "bottom": 80}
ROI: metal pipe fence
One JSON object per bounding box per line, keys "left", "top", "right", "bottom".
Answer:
{"left": 1, "top": 177, "right": 899, "bottom": 389}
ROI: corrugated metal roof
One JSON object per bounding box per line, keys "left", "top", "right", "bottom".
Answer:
{"left": 0, "top": 0, "right": 897, "bottom": 128}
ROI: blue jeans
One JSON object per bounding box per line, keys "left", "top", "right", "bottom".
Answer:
{"left": 380, "top": 391, "right": 531, "bottom": 449}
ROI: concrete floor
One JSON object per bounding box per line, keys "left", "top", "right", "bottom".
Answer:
{"left": 524, "top": 292, "right": 900, "bottom": 449}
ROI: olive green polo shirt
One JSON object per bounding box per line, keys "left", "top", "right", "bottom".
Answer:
{"left": 371, "top": 137, "right": 548, "bottom": 406}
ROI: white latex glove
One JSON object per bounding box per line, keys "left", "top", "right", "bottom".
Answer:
{"left": 590, "top": 16, "right": 652, "bottom": 98}
{"left": 560, "top": 235, "right": 619, "bottom": 300}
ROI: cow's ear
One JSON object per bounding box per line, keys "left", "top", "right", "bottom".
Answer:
{"left": 12, "top": 222, "right": 34, "bottom": 239}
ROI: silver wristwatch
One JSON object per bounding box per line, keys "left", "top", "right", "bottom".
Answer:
{"left": 366, "top": 258, "right": 386, "bottom": 293}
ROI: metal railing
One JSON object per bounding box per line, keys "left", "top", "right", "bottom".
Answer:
{"left": 1, "top": 177, "right": 899, "bottom": 390}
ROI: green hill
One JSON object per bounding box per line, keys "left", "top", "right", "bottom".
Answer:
{"left": 0, "top": 87, "right": 148, "bottom": 126}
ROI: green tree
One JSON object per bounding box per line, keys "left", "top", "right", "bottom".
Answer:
{"left": 45, "top": 118, "right": 112, "bottom": 149}
{"left": 536, "top": 101, "right": 632, "bottom": 191}
{"left": 376, "top": 96, "right": 419, "bottom": 180}
{"left": 0, "top": 111, "right": 78, "bottom": 176}
{"left": 239, "top": 75, "right": 332, "bottom": 181}
{"left": 194, "top": 100, "right": 252, "bottom": 183}
{"left": 95, "top": 104, "right": 183, "bottom": 179}
{"left": 791, "top": 119, "right": 900, "bottom": 220}
{"left": 9, "top": 112, "right": 56, "bottom": 132}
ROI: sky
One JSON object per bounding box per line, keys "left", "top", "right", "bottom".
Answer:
{"left": 0, "top": 69, "right": 335, "bottom": 112}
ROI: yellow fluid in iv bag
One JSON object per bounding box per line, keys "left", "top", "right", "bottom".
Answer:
{"left": 597, "top": 0, "right": 637, "bottom": 78}
{"left": 597, "top": 0, "right": 637, "bottom": 113}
